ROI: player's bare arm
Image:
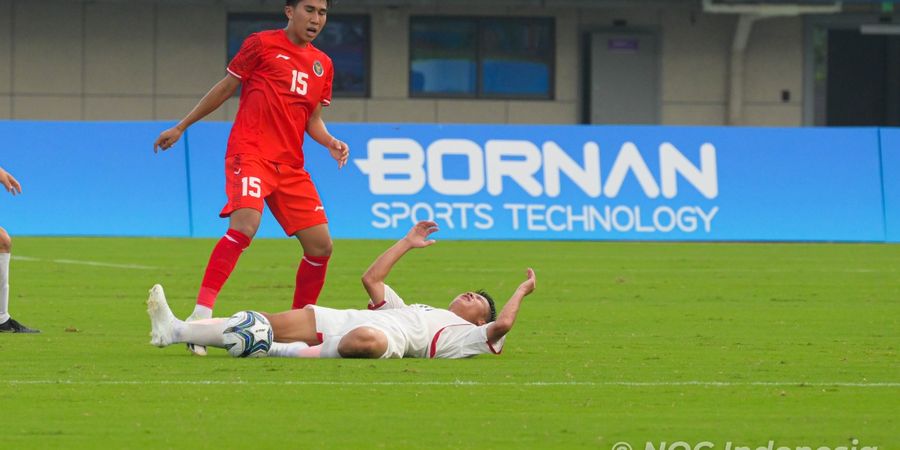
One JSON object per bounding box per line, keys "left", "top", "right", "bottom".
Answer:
{"left": 0, "top": 166, "right": 22, "bottom": 195}
{"left": 486, "top": 268, "right": 536, "bottom": 345}
{"left": 153, "top": 74, "right": 242, "bottom": 153}
{"left": 361, "top": 221, "right": 439, "bottom": 303}
{"left": 306, "top": 103, "right": 349, "bottom": 169}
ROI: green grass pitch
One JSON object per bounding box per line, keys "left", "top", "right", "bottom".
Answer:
{"left": 1, "top": 237, "right": 897, "bottom": 448}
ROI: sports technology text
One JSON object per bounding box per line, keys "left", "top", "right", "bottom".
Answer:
{"left": 357, "top": 138, "right": 719, "bottom": 235}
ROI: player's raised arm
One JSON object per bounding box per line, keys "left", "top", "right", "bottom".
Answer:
{"left": 361, "top": 221, "right": 438, "bottom": 304}
{"left": 0, "top": 166, "right": 22, "bottom": 195}
{"left": 153, "top": 74, "right": 241, "bottom": 153}
{"left": 306, "top": 104, "right": 349, "bottom": 169}
{"left": 486, "top": 268, "right": 536, "bottom": 345}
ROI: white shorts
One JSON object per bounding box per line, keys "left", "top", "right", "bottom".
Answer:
{"left": 309, "top": 306, "right": 407, "bottom": 359}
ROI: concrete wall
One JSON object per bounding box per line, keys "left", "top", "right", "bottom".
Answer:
{"left": 742, "top": 16, "right": 805, "bottom": 126}
{"left": 660, "top": 8, "right": 733, "bottom": 125}
{"left": 0, "top": 0, "right": 808, "bottom": 125}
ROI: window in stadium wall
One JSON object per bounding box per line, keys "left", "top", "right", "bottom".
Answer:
{"left": 410, "top": 17, "right": 554, "bottom": 99}
{"left": 409, "top": 19, "right": 478, "bottom": 96}
{"left": 226, "top": 13, "right": 370, "bottom": 97}
{"left": 811, "top": 23, "right": 900, "bottom": 126}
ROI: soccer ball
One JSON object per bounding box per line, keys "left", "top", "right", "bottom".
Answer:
{"left": 222, "top": 311, "right": 273, "bottom": 358}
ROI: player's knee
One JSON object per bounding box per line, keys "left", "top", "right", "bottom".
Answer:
{"left": 304, "top": 238, "right": 333, "bottom": 257}
{"left": 318, "top": 240, "right": 333, "bottom": 257}
{"left": 0, "top": 228, "right": 11, "bottom": 252}
{"left": 230, "top": 224, "right": 258, "bottom": 240}
{"left": 229, "top": 210, "right": 261, "bottom": 239}
{"left": 338, "top": 327, "right": 387, "bottom": 359}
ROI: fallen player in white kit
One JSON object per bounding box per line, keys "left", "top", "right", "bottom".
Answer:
{"left": 147, "top": 221, "right": 536, "bottom": 359}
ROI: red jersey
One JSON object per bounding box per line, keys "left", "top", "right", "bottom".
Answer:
{"left": 226, "top": 30, "right": 334, "bottom": 167}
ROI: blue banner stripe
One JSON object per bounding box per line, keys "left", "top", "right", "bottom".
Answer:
{"left": 0, "top": 121, "right": 896, "bottom": 243}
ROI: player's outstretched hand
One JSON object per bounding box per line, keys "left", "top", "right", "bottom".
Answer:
{"left": 517, "top": 268, "right": 536, "bottom": 296}
{"left": 404, "top": 220, "right": 439, "bottom": 248}
{"left": 153, "top": 127, "right": 184, "bottom": 153}
{"left": 328, "top": 138, "right": 350, "bottom": 169}
{"left": 0, "top": 166, "right": 22, "bottom": 196}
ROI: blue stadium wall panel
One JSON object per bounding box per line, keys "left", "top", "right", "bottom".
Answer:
{"left": 0, "top": 121, "right": 893, "bottom": 242}
{"left": 881, "top": 128, "right": 900, "bottom": 243}
{"left": 0, "top": 121, "right": 191, "bottom": 237}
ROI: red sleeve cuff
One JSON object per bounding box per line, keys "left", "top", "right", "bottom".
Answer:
{"left": 368, "top": 300, "right": 386, "bottom": 310}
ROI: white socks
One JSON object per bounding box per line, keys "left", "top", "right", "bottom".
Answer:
{"left": 174, "top": 318, "right": 227, "bottom": 347}
{"left": 0, "top": 253, "right": 10, "bottom": 323}
{"left": 268, "top": 341, "right": 322, "bottom": 358}
{"left": 171, "top": 315, "right": 324, "bottom": 358}
{"left": 188, "top": 304, "right": 213, "bottom": 321}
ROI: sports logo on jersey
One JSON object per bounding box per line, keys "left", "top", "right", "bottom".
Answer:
{"left": 313, "top": 60, "right": 324, "bottom": 77}
{"left": 276, "top": 54, "right": 291, "bottom": 60}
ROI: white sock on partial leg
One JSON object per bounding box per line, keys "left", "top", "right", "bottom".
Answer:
{"left": 268, "top": 342, "right": 322, "bottom": 358}
{"left": 0, "top": 253, "right": 10, "bottom": 324}
{"left": 174, "top": 318, "right": 228, "bottom": 347}
{"left": 188, "top": 304, "right": 213, "bottom": 321}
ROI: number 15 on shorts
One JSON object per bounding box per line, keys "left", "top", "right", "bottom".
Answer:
{"left": 242, "top": 177, "right": 261, "bottom": 198}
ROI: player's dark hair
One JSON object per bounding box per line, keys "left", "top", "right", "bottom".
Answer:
{"left": 286, "top": 0, "right": 332, "bottom": 6}
{"left": 476, "top": 289, "right": 497, "bottom": 322}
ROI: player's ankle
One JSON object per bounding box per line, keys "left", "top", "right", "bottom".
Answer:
{"left": 189, "top": 304, "right": 213, "bottom": 321}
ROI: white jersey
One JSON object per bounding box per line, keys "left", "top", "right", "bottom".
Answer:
{"left": 368, "top": 285, "right": 505, "bottom": 358}
{"left": 312, "top": 285, "right": 504, "bottom": 359}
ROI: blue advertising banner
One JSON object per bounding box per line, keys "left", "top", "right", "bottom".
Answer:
{"left": 184, "top": 122, "right": 231, "bottom": 238}
{"left": 277, "top": 124, "right": 884, "bottom": 241}
{"left": 0, "top": 121, "right": 191, "bottom": 237}
{"left": 881, "top": 128, "right": 900, "bottom": 243}
{"left": 0, "top": 121, "right": 891, "bottom": 242}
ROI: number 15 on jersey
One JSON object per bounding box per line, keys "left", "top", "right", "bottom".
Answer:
{"left": 290, "top": 70, "right": 308, "bottom": 95}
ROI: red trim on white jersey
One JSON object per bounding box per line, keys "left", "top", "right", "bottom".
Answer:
{"left": 226, "top": 67, "right": 242, "bottom": 79}
{"left": 316, "top": 332, "right": 324, "bottom": 344}
{"left": 428, "top": 324, "right": 469, "bottom": 359}
{"left": 486, "top": 339, "right": 502, "bottom": 355}
{"left": 368, "top": 300, "right": 386, "bottom": 310}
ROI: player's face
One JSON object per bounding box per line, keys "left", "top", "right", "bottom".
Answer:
{"left": 448, "top": 292, "right": 491, "bottom": 326}
{"left": 285, "top": 0, "right": 328, "bottom": 44}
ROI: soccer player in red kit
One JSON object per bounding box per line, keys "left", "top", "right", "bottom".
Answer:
{"left": 153, "top": 0, "right": 347, "bottom": 355}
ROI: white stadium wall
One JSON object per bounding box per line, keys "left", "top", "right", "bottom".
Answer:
{"left": 0, "top": 0, "right": 808, "bottom": 125}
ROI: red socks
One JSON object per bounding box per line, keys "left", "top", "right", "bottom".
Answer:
{"left": 196, "top": 229, "right": 252, "bottom": 309}
{"left": 292, "top": 254, "right": 330, "bottom": 309}
{"left": 196, "top": 229, "right": 327, "bottom": 310}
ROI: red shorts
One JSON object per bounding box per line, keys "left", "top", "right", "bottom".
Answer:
{"left": 220, "top": 154, "right": 328, "bottom": 236}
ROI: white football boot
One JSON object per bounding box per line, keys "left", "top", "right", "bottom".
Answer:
{"left": 147, "top": 284, "right": 177, "bottom": 347}
{"left": 185, "top": 333, "right": 208, "bottom": 356}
